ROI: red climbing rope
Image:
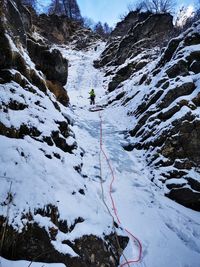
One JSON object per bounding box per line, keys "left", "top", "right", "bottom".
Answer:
{"left": 99, "top": 112, "right": 142, "bottom": 267}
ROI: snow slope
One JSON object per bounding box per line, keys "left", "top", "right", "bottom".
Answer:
{"left": 97, "top": 21, "right": 200, "bottom": 212}
{"left": 0, "top": 43, "right": 116, "bottom": 266}
{"left": 1, "top": 40, "right": 200, "bottom": 267}
{"left": 0, "top": 257, "right": 65, "bottom": 267}
{"left": 60, "top": 42, "right": 200, "bottom": 267}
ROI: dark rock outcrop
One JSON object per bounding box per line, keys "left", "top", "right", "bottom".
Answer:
{"left": 111, "top": 11, "right": 151, "bottom": 38}
{"left": 0, "top": 0, "right": 69, "bottom": 105}
{"left": 27, "top": 38, "right": 69, "bottom": 105}
{"left": 104, "top": 16, "right": 200, "bottom": 211}
{"left": 126, "top": 21, "right": 200, "bottom": 211}
{"left": 30, "top": 11, "right": 80, "bottom": 44}
{"left": 115, "top": 13, "right": 173, "bottom": 65}
{"left": 167, "top": 188, "right": 200, "bottom": 211}
{"left": 1, "top": 0, "right": 30, "bottom": 46}
{"left": 96, "top": 13, "right": 174, "bottom": 68}
{"left": 94, "top": 13, "right": 174, "bottom": 93}
{"left": 0, "top": 207, "right": 129, "bottom": 267}
{"left": 27, "top": 38, "right": 68, "bottom": 85}
{"left": 107, "top": 53, "right": 153, "bottom": 92}
{"left": 29, "top": 8, "right": 101, "bottom": 49}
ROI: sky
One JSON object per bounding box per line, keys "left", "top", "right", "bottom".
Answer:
{"left": 38, "top": 0, "right": 199, "bottom": 27}
{"left": 77, "top": 0, "right": 198, "bottom": 26}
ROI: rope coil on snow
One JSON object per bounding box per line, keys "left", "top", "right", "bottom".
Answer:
{"left": 98, "top": 111, "right": 142, "bottom": 266}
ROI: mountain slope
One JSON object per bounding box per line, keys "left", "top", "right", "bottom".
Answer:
{"left": 0, "top": 1, "right": 200, "bottom": 267}
{"left": 97, "top": 15, "right": 200, "bottom": 212}
{"left": 52, "top": 41, "right": 200, "bottom": 267}
{"left": 0, "top": 1, "right": 127, "bottom": 266}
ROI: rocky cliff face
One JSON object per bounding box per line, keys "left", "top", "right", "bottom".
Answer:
{"left": 0, "top": 0, "right": 69, "bottom": 105}
{"left": 29, "top": 7, "right": 101, "bottom": 49}
{"left": 96, "top": 13, "right": 174, "bottom": 67}
{"left": 95, "top": 13, "right": 174, "bottom": 92}
{"left": 111, "top": 10, "right": 151, "bottom": 38}
{"left": 101, "top": 16, "right": 200, "bottom": 211}
{"left": 0, "top": 1, "right": 127, "bottom": 266}
{"left": 130, "top": 21, "right": 200, "bottom": 211}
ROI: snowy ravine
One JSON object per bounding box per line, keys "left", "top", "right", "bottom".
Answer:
{"left": 1, "top": 41, "right": 200, "bottom": 267}
{"left": 61, "top": 43, "right": 200, "bottom": 267}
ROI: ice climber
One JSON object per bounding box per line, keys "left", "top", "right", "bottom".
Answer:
{"left": 89, "top": 89, "right": 96, "bottom": 105}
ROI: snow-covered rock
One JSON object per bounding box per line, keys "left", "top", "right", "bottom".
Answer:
{"left": 100, "top": 18, "right": 200, "bottom": 211}
{"left": 0, "top": 1, "right": 128, "bottom": 266}
{"left": 28, "top": 7, "right": 102, "bottom": 49}
{"left": 1, "top": 1, "right": 200, "bottom": 267}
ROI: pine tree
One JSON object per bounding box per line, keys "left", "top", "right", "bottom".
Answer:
{"left": 94, "top": 22, "right": 104, "bottom": 36}
{"left": 63, "top": 0, "right": 82, "bottom": 20}
{"left": 103, "top": 23, "right": 112, "bottom": 37}
{"left": 48, "top": 0, "right": 65, "bottom": 16}
{"left": 48, "top": 0, "right": 82, "bottom": 21}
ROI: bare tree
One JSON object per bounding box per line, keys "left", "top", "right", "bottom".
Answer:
{"left": 127, "top": 2, "right": 135, "bottom": 12}
{"left": 21, "top": 0, "right": 37, "bottom": 9}
{"left": 103, "top": 22, "right": 112, "bottom": 38}
{"left": 136, "top": 0, "right": 175, "bottom": 14}
{"left": 94, "top": 22, "right": 105, "bottom": 36}
{"left": 83, "top": 17, "right": 95, "bottom": 29}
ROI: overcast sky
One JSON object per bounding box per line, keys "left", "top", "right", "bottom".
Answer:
{"left": 77, "top": 0, "right": 198, "bottom": 26}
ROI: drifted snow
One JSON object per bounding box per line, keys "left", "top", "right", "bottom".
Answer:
{"left": 61, "top": 42, "right": 200, "bottom": 267}
{"left": 0, "top": 41, "right": 200, "bottom": 267}
{"left": 0, "top": 257, "right": 66, "bottom": 267}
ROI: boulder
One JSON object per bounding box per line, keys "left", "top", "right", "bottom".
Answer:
{"left": 0, "top": 207, "right": 129, "bottom": 267}
{"left": 190, "top": 60, "right": 200, "bottom": 74}
{"left": 166, "top": 59, "right": 189, "bottom": 78}
{"left": 166, "top": 188, "right": 200, "bottom": 211}
{"left": 27, "top": 39, "right": 68, "bottom": 85}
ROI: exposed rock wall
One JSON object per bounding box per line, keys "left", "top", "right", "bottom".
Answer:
{"left": 27, "top": 37, "right": 69, "bottom": 105}
{"left": 0, "top": 210, "right": 128, "bottom": 267}
{"left": 94, "top": 13, "right": 174, "bottom": 93}
{"left": 98, "top": 7, "right": 200, "bottom": 211}
{"left": 95, "top": 13, "right": 174, "bottom": 68}
{"left": 29, "top": 7, "right": 101, "bottom": 49}
{"left": 111, "top": 11, "right": 151, "bottom": 38}
{"left": 0, "top": 0, "right": 69, "bottom": 105}
{"left": 111, "top": 20, "right": 200, "bottom": 211}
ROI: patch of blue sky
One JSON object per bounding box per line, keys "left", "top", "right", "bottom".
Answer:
{"left": 36, "top": 0, "right": 199, "bottom": 26}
